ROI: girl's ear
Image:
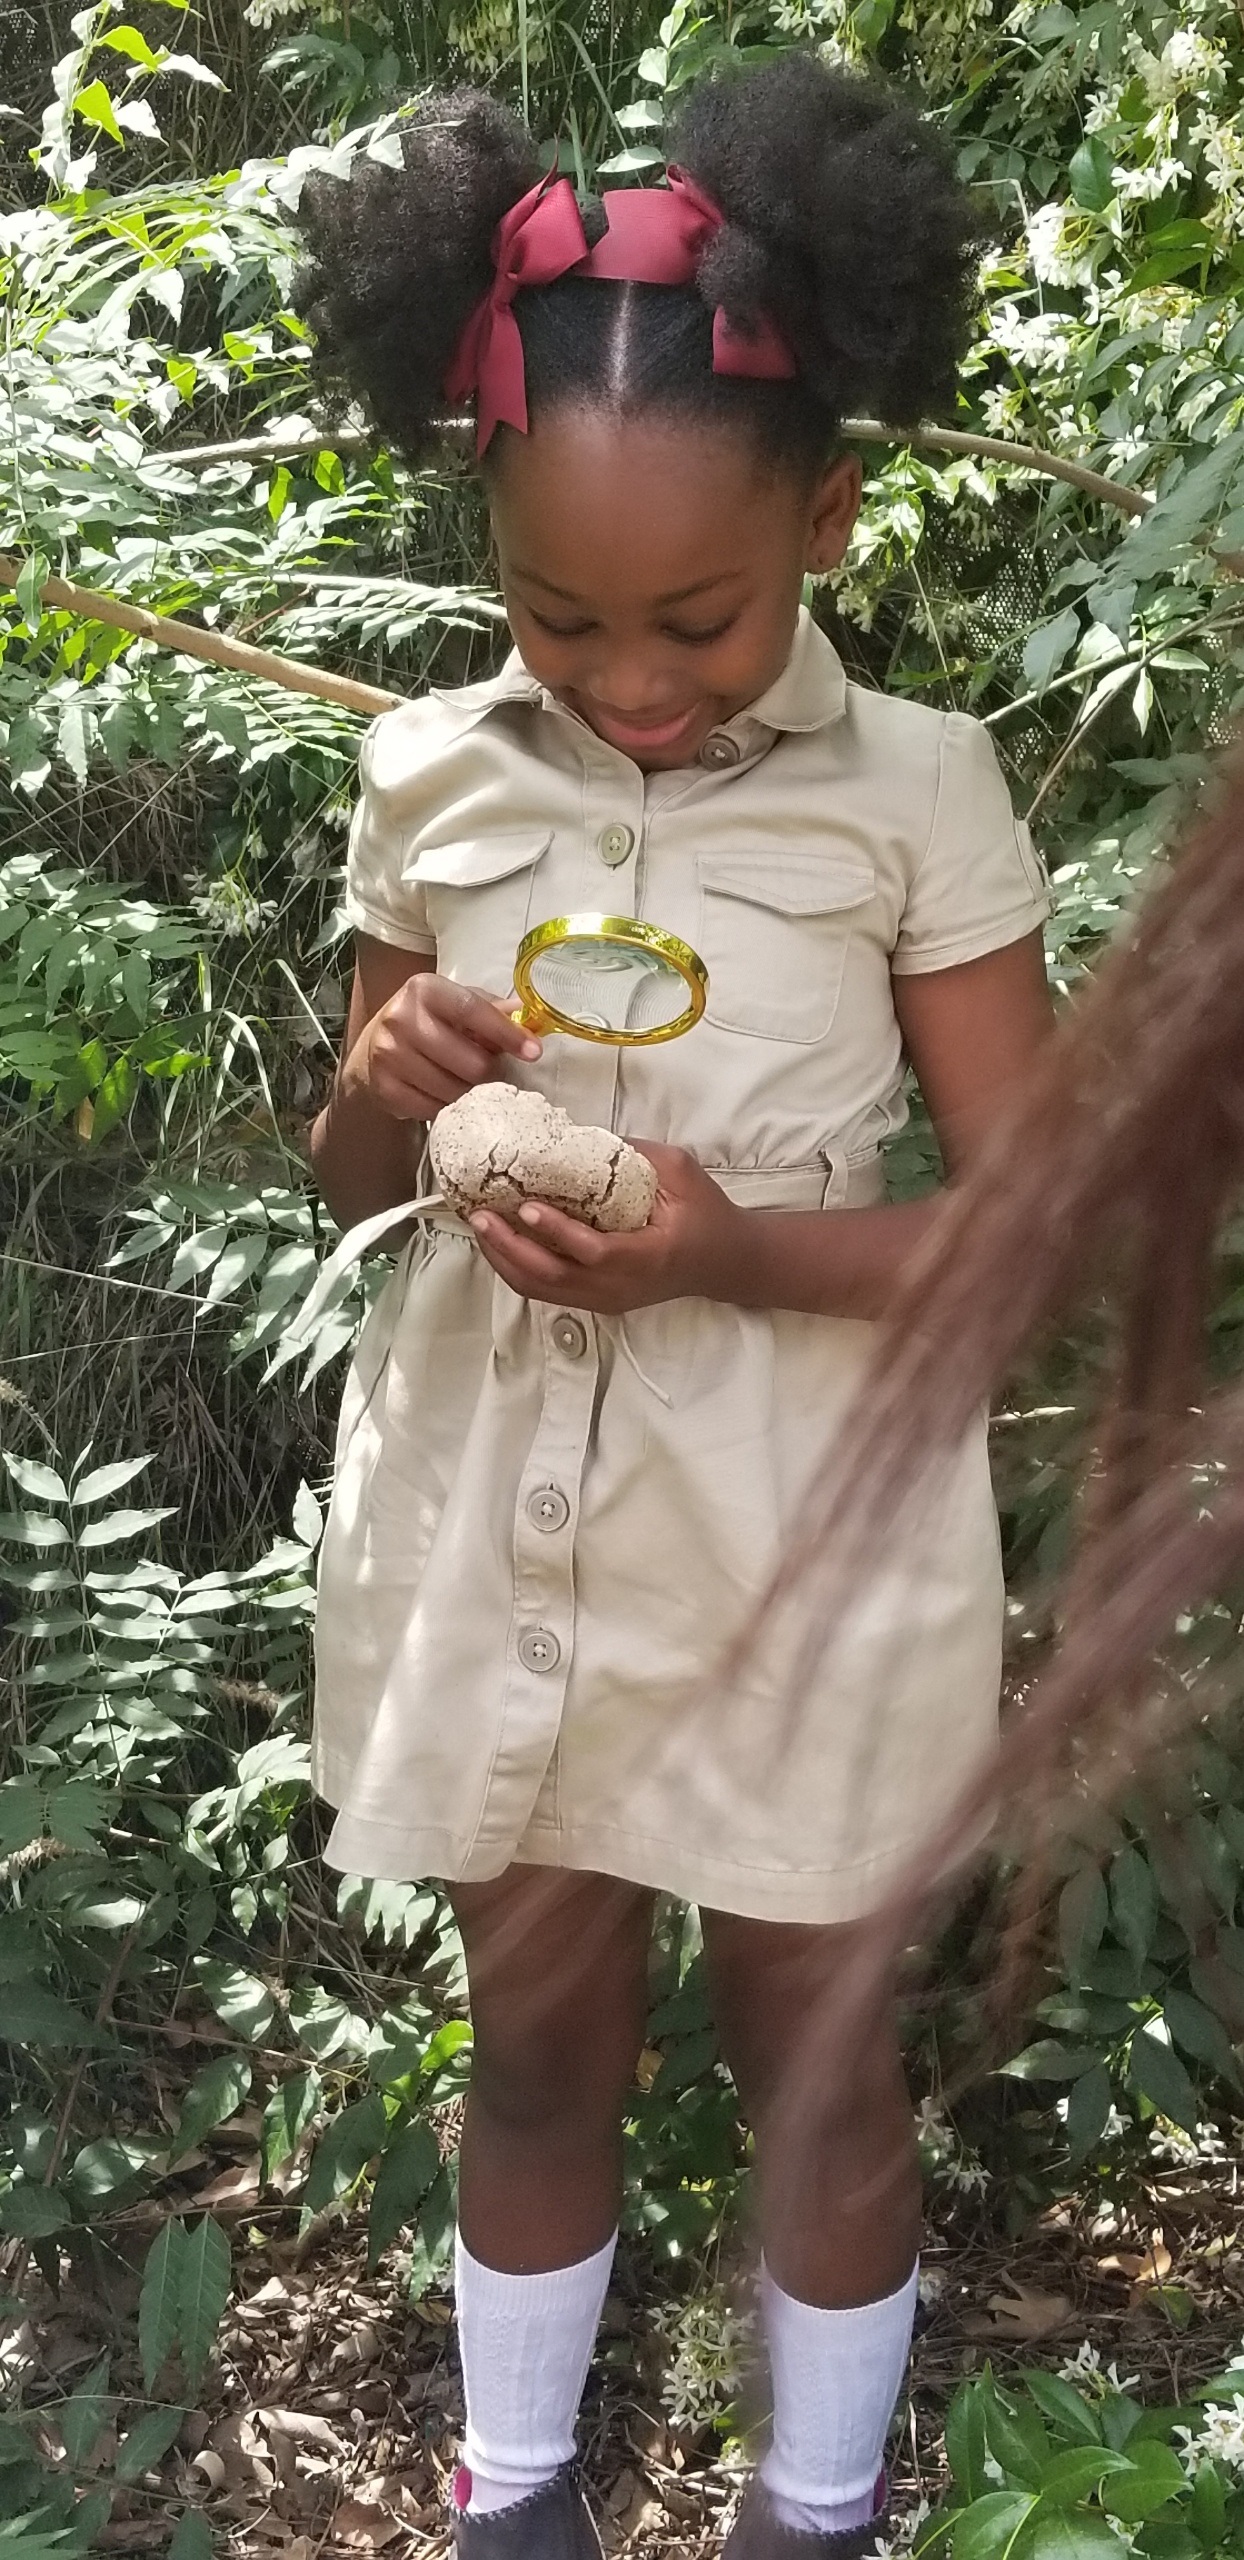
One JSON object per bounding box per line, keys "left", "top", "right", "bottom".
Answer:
{"left": 805, "top": 452, "right": 863, "bottom": 575}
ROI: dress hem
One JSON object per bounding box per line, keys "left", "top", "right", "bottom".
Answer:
{"left": 316, "top": 1787, "right": 988, "bottom": 1926}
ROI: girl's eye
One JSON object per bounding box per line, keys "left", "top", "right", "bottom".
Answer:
{"left": 667, "top": 617, "right": 737, "bottom": 646}
{"left": 528, "top": 610, "right": 596, "bottom": 638}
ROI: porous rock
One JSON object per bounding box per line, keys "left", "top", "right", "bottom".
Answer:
{"left": 429, "top": 1084, "right": 657, "bottom": 1233}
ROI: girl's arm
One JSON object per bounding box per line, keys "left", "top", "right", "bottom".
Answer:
{"left": 311, "top": 933, "right": 542, "bottom": 1231}
{"left": 469, "top": 932, "right": 1053, "bottom": 1319}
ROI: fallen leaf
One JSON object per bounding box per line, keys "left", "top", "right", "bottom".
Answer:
{"left": 193, "top": 2159, "right": 262, "bottom": 2211}
{"left": 635, "top": 2046, "right": 662, "bottom": 2093}
{"left": 258, "top": 2407, "right": 349, "bottom": 2456}
{"left": 963, "top": 2279, "right": 1071, "bottom": 2341}
{"left": 1097, "top": 2235, "right": 1172, "bottom": 2287}
{"left": 332, "top": 2499, "right": 402, "bottom": 2550}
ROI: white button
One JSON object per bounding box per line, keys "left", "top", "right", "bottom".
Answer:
{"left": 517, "top": 1626, "right": 561, "bottom": 1674}
{"left": 551, "top": 1314, "right": 588, "bottom": 1358}
{"left": 700, "top": 733, "right": 741, "bottom": 769}
{"left": 597, "top": 824, "right": 634, "bottom": 867}
{"left": 527, "top": 1484, "right": 570, "bottom": 1534}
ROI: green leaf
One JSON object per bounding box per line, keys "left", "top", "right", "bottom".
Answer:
{"left": 0, "top": 1511, "right": 69, "bottom": 1547}
{"left": 303, "top": 2092, "right": 387, "bottom": 2215}
{"left": 1102, "top": 2425, "right": 1189, "bottom": 2502}
{"left": 1, "top": 1986, "right": 103, "bottom": 2048}
{"left": 74, "top": 78, "right": 126, "bottom": 146}
{"left": 70, "top": 2137, "right": 159, "bottom": 2208}
{"left": 59, "top": 2352, "right": 110, "bottom": 2466}
{"left": 950, "top": 2490, "right": 1036, "bottom": 2560}
{"left": 407, "top": 2160, "right": 456, "bottom": 2300}
{"left": 1058, "top": 1867, "right": 1108, "bottom": 1976}
{"left": 1021, "top": 2516, "right": 1122, "bottom": 2560}
{"left": 139, "top": 2221, "right": 188, "bottom": 2394}
{"left": 2, "top": 1456, "right": 68, "bottom": 1504}
{"left": 177, "top": 2217, "right": 231, "bottom": 2396}
{"left": 1069, "top": 133, "right": 1115, "bottom": 209}
{"left": 1128, "top": 2026, "right": 1199, "bottom": 2133}
{"left": 168, "top": 2513, "right": 214, "bottom": 2560}
{"left": 76, "top": 1506, "right": 176, "bottom": 1547}
{"left": 71, "top": 1457, "right": 153, "bottom": 1505}
{"left": 14, "top": 552, "right": 49, "bottom": 629}
{"left": 998, "top": 2040, "right": 1102, "bottom": 2081}
{"left": 171, "top": 2056, "right": 252, "bottom": 2162}
{"left": 203, "top": 1232, "right": 268, "bottom": 1306}
{"left": 0, "top": 2186, "right": 71, "bottom": 2239}
{"left": 1110, "top": 1846, "right": 1157, "bottom": 1970}
{"left": 1022, "top": 608, "right": 1081, "bottom": 695}
{"left": 367, "top": 2119, "right": 440, "bottom": 2269}
{"left": 1019, "top": 2374, "right": 1103, "bottom": 2444}
{"left": 198, "top": 1962, "right": 275, "bottom": 2044}
{"left": 261, "top": 2068, "right": 322, "bottom": 2185}
{"left": 945, "top": 2380, "right": 990, "bottom": 2502}
{"left": 114, "top": 2402, "right": 185, "bottom": 2483}
{"left": 1164, "top": 1988, "right": 1242, "bottom": 2083}
{"left": 1037, "top": 2448, "right": 1132, "bottom": 2505}
{"left": 1065, "top": 2062, "right": 1113, "bottom": 2164}
{"left": 56, "top": 702, "right": 89, "bottom": 790}
{"left": 99, "top": 24, "right": 163, "bottom": 69}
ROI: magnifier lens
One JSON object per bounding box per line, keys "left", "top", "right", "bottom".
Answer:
{"left": 527, "top": 937, "right": 690, "bottom": 1035}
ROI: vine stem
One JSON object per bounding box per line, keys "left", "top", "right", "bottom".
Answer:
{"left": 0, "top": 554, "right": 402, "bottom": 719}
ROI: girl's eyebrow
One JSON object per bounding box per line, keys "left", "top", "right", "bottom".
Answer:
{"left": 510, "top": 566, "right": 743, "bottom": 606}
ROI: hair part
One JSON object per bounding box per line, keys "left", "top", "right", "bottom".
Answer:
{"left": 293, "top": 55, "right": 980, "bottom": 476}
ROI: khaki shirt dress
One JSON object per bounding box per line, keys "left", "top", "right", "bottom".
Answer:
{"left": 313, "top": 612, "right": 1049, "bottom": 1924}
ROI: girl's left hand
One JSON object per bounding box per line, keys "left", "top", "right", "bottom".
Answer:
{"left": 468, "top": 1141, "right": 744, "bottom": 1313}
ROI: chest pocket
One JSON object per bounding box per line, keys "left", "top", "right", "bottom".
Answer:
{"left": 412, "top": 833, "right": 551, "bottom": 992}
{"left": 697, "top": 848, "right": 876, "bottom": 1044}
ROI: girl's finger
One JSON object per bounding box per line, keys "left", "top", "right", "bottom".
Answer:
{"left": 471, "top": 1214, "right": 578, "bottom": 1293}
{"left": 515, "top": 1202, "right": 609, "bottom": 1264}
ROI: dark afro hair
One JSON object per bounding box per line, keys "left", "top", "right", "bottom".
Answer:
{"left": 293, "top": 55, "right": 978, "bottom": 476}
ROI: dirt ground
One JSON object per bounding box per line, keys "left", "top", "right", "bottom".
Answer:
{"left": 7, "top": 2128, "right": 1244, "bottom": 2558}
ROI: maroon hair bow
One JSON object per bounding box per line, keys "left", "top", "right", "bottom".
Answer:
{"left": 444, "top": 165, "right": 796, "bottom": 456}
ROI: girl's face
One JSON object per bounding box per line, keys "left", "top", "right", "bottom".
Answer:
{"left": 488, "top": 411, "right": 862, "bottom": 772}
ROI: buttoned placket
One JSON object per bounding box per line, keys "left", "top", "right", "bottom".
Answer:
{"left": 470, "top": 1294, "right": 602, "bottom": 1859}
{"left": 468, "top": 706, "right": 781, "bottom": 1859}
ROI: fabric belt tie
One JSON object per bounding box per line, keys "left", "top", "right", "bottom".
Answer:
{"left": 285, "top": 1155, "right": 887, "bottom": 1347}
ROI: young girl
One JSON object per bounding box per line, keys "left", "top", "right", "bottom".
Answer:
{"left": 298, "top": 54, "right": 1052, "bottom": 2559}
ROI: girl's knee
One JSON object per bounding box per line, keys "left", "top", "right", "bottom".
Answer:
{"left": 470, "top": 2019, "right": 640, "bottom": 2135}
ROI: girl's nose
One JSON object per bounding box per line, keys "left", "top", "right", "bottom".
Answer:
{"left": 583, "top": 653, "right": 680, "bottom": 718}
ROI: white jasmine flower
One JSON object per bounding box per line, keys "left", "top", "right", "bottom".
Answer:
{"left": 1057, "top": 2341, "right": 1139, "bottom": 2397}
{"left": 1027, "top": 203, "right": 1097, "bottom": 289}
{"left": 1175, "top": 2396, "right": 1244, "bottom": 2478}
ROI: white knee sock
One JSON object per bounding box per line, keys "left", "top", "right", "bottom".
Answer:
{"left": 454, "top": 2229, "right": 617, "bottom": 2517}
{"left": 760, "top": 2260, "right": 919, "bottom": 2536}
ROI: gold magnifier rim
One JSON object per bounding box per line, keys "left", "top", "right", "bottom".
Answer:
{"left": 513, "top": 912, "right": 709, "bottom": 1046}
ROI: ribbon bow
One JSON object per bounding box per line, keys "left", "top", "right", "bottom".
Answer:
{"left": 445, "top": 165, "right": 796, "bottom": 456}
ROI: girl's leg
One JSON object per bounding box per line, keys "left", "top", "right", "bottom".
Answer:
{"left": 447, "top": 1866, "right": 654, "bottom": 2519}
{"left": 702, "top": 1909, "right": 919, "bottom": 2541}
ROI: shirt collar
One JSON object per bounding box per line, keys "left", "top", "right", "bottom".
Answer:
{"left": 429, "top": 607, "right": 848, "bottom": 740}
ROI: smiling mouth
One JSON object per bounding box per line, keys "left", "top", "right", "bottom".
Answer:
{"left": 582, "top": 702, "right": 702, "bottom": 750}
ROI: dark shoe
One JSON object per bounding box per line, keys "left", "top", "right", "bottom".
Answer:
{"left": 721, "top": 2477, "right": 887, "bottom": 2559}
{"left": 451, "top": 2463, "right": 603, "bottom": 2558}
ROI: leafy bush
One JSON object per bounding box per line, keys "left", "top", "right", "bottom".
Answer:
{"left": 5, "top": 0, "right": 1244, "bottom": 2547}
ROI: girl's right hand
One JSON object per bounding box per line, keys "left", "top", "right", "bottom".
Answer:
{"left": 340, "top": 971, "right": 542, "bottom": 1123}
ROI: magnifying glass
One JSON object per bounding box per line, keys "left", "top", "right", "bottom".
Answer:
{"left": 513, "top": 914, "right": 708, "bottom": 1045}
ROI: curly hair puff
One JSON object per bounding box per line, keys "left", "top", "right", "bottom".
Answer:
{"left": 293, "top": 55, "right": 979, "bottom": 475}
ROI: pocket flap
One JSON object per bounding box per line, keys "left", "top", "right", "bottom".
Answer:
{"left": 412, "top": 832, "right": 552, "bottom": 888}
{"left": 698, "top": 848, "right": 875, "bottom": 917}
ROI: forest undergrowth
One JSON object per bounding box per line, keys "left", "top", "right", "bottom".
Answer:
{"left": 5, "top": 0, "right": 1244, "bottom": 2551}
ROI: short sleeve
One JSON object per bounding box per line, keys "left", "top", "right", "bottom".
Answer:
{"left": 891, "top": 712, "right": 1050, "bottom": 976}
{"left": 341, "top": 716, "right": 437, "bottom": 955}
